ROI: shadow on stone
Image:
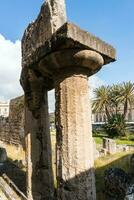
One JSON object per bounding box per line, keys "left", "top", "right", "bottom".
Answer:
{"left": 0, "top": 159, "right": 26, "bottom": 195}
{"left": 56, "top": 168, "right": 96, "bottom": 200}
{"left": 95, "top": 153, "right": 134, "bottom": 200}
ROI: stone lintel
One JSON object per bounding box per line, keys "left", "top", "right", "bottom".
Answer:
{"left": 22, "top": 22, "right": 116, "bottom": 68}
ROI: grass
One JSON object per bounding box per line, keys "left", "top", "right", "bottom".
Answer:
{"left": 115, "top": 137, "right": 134, "bottom": 145}
{"left": 94, "top": 136, "right": 103, "bottom": 145}
{"left": 93, "top": 132, "right": 107, "bottom": 144}
{"left": 95, "top": 151, "right": 134, "bottom": 200}
{"left": 93, "top": 131, "right": 134, "bottom": 146}
{"left": 51, "top": 131, "right": 134, "bottom": 198}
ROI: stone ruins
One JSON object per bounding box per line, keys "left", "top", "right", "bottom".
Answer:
{"left": 20, "top": 0, "right": 116, "bottom": 199}
{"left": 103, "top": 138, "right": 117, "bottom": 154}
{"left": 0, "top": 96, "right": 24, "bottom": 147}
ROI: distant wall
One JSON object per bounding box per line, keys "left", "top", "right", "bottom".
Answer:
{"left": 0, "top": 96, "right": 25, "bottom": 148}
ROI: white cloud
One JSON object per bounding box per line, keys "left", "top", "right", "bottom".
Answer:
{"left": 48, "top": 90, "right": 55, "bottom": 113}
{"left": 0, "top": 34, "right": 104, "bottom": 111}
{"left": 88, "top": 75, "right": 105, "bottom": 98}
{"left": 0, "top": 34, "right": 23, "bottom": 101}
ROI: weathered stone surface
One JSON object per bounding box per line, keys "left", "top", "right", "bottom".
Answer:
{"left": 22, "top": 22, "right": 116, "bottom": 70}
{"left": 21, "top": 0, "right": 116, "bottom": 199}
{"left": 21, "top": 1, "right": 67, "bottom": 199}
{"left": 125, "top": 184, "right": 134, "bottom": 200}
{"left": 55, "top": 74, "right": 96, "bottom": 200}
{"left": 38, "top": 49, "right": 104, "bottom": 80}
{"left": 0, "top": 96, "right": 24, "bottom": 147}
{"left": 0, "top": 174, "right": 27, "bottom": 200}
{"left": 104, "top": 168, "right": 131, "bottom": 199}
{"left": 25, "top": 91, "right": 54, "bottom": 200}
{"left": 103, "top": 138, "right": 117, "bottom": 154}
{"left": 9, "top": 96, "right": 24, "bottom": 123}
{"left": 0, "top": 148, "right": 7, "bottom": 163}
{"left": 22, "top": 0, "right": 67, "bottom": 68}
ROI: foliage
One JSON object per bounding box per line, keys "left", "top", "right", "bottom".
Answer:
{"left": 93, "top": 132, "right": 134, "bottom": 146}
{"left": 104, "top": 114, "right": 127, "bottom": 137}
{"left": 93, "top": 81, "right": 134, "bottom": 120}
{"left": 117, "top": 82, "right": 134, "bottom": 118}
{"left": 109, "top": 84, "right": 122, "bottom": 114}
{"left": 128, "top": 134, "right": 134, "bottom": 141}
{"left": 92, "top": 86, "right": 111, "bottom": 119}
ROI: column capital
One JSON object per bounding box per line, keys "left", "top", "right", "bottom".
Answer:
{"left": 22, "top": 22, "right": 116, "bottom": 91}
{"left": 39, "top": 49, "right": 104, "bottom": 82}
{"left": 20, "top": 68, "right": 46, "bottom": 118}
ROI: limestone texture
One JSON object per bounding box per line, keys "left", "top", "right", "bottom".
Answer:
{"left": 55, "top": 74, "right": 96, "bottom": 200}
{"left": 25, "top": 91, "right": 54, "bottom": 200}
{"left": 0, "top": 96, "right": 24, "bottom": 147}
{"left": 103, "top": 138, "right": 117, "bottom": 154}
{"left": 20, "top": 0, "right": 116, "bottom": 199}
{"left": 104, "top": 168, "right": 131, "bottom": 199}
{"left": 22, "top": 0, "right": 67, "bottom": 68}
{"left": 21, "top": 1, "right": 67, "bottom": 199}
{"left": 0, "top": 148, "right": 7, "bottom": 163}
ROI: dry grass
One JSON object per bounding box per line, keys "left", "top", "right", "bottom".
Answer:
{"left": 0, "top": 141, "right": 25, "bottom": 161}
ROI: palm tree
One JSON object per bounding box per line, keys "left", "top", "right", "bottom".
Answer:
{"left": 93, "top": 86, "right": 111, "bottom": 119}
{"left": 110, "top": 84, "right": 122, "bottom": 115}
{"left": 117, "top": 82, "right": 134, "bottom": 118}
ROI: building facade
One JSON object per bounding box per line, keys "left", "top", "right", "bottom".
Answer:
{"left": 92, "top": 106, "right": 134, "bottom": 124}
{"left": 0, "top": 101, "right": 9, "bottom": 117}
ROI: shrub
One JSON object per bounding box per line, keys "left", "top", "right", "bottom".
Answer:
{"left": 128, "top": 134, "right": 134, "bottom": 141}
{"left": 104, "top": 114, "right": 127, "bottom": 138}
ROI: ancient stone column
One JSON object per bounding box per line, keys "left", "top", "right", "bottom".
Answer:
{"left": 23, "top": 72, "right": 54, "bottom": 200}
{"left": 21, "top": 1, "right": 67, "bottom": 199}
{"left": 25, "top": 100, "right": 54, "bottom": 200}
{"left": 21, "top": 2, "right": 116, "bottom": 197}
{"left": 51, "top": 50, "right": 103, "bottom": 200}
{"left": 37, "top": 22, "right": 116, "bottom": 199}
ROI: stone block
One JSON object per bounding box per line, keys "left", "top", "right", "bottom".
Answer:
{"left": 103, "top": 138, "right": 117, "bottom": 154}
{"left": 23, "top": 22, "right": 116, "bottom": 70}
{"left": 22, "top": 0, "right": 67, "bottom": 67}
{"left": 125, "top": 184, "right": 134, "bottom": 200}
{"left": 104, "top": 168, "right": 131, "bottom": 199}
{"left": 100, "top": 148, "right": 108, "bottom": 156}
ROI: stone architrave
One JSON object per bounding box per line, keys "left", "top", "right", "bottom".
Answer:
{"left": 21, "top": 1, "right": 116, "bottom": 200}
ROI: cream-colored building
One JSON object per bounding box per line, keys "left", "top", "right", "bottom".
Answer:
{"left": 92, "top": 107, "right": 134, "bottom": 124}
{"left": 0, "top": 101, "right": 9, "bottom": 117}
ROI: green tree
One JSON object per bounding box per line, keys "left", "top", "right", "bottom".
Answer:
{"left": 93, "top": 86, "right": 111, "bottom": 119}
{"left": 109, "top": 84, "right": 122, "bottom": 115}
{"left": 92, "top": 82, "right": 134, "bottom": 137}
{"left": 104, "top": 114, "right": 126, "bottom": 137}
{"left": 117, "top": 82, "right": 134, "bottom": 118}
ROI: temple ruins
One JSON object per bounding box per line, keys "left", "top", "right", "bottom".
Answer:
{"left": 20, "top": 0, "right": 116, "bottom": 199}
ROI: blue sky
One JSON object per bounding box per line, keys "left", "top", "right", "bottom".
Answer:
{"left": 0, "top": 0, "right": 134, "bottom": 101}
